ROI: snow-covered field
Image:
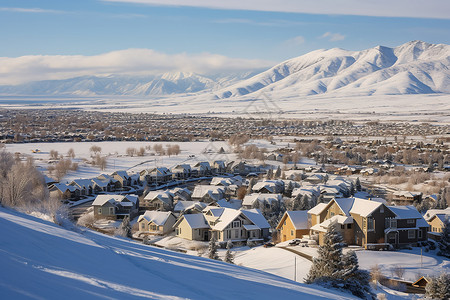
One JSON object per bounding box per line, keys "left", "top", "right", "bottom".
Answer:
{"left": 0, "top": 207, "right": 358, "bottom": 299}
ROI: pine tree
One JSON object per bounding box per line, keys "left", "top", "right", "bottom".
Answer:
{"left": 425, "top": 273, "right": 450, "bottom": 300}
{"left": 305, "top": 226, "right": 373, "bottom": 299}
{"left": 116, "top": 215, "right": 132, "bottom": 238}
{"left": 275, "top": 166, "right": 281, "bottom": 178}
{"left": 224, "top": 240, "right": 234, "bottom": 264}
{"left": 438, "top": 218, "right": 450, "bottom": 258}
{"left": 300, "top": 195, "right": 310, "bottom": 210}
{"left": 305, "top": 224, "right": 344, "bottom": 283}
{"left": 208, "top": 234, "right": 220, "bottom": 260}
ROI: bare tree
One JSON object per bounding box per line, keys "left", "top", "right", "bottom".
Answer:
{"left": 137, "top": 147, "right": 146, "bottom": 157}
{"left": 67, "top": 148, "right": 75, "bottom": 159}
{"left": 89, "top": 145, "right": 102, "bottom": 156}
{"left": 49, "top": 150, "right": 59, "bottom": 160}
{"left": 126, "top": 147, "right": 137, "bottom": 157}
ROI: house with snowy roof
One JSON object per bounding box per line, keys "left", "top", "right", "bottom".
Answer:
{"left": 69, "top": 179, "right": 93, "bottom": 196}
{"left": 392, "top": 191, "right": 422, "bottom": 205}
{"left": 252, "top": 180, "right": 284, "bottom": 194}
{"left": 137, "top": 211, "right": 176, "bottom": 235}
{"left": 242, "top": 193, "right": 282, "bottom": 209}
{"left": 92, "top": 194, "right": 139, "bottom": 220}
{"left": 142, "top": 190, "right": 174, "bottom": 211}
{"left": 111, "top": 170, "right": 132, "bottom": 187}
{"left": 423, "top": 208, "right": 450, "bottom": 240}
{"left": 191, "top": 185, "right": 226, "bottom": 203}
{"left": 173, "top": 207, "right": 269, "bottom": 242}
{"left": 173, "top": 201, "right": 207, "bottom": 215}
{"left": 192, "top": 162, "right": 212, "bottom": 177}
{"left": 276, "top": 211, "right": 309, "bottom": 242}
{"left": 171, "top": 164, "right": 191, "bottom": 180}
{"left": 49, "top": 183, "right": 80, "bottom": 200}
{"left": 308, "top": 197, "right": 428, "bottom": 248}
{"left": 139, "top": 167, "right": 172, "bottom": 185}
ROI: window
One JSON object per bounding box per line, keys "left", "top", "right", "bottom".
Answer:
{"left": 367, "top": 218, "right": 374, "bottom": 231}
{"left": 408, "top": 230, "right": 415, "bottom": 239}
{"left": 330, "top": 212, "right": 335, "bottom": 217}
{"left": 141, "top": 223, "right": 145, "bottom": 230}
{"left": 98, "top": 208, "right": 102, "bottom": 214}
{"left": 418, "top": 230, "right": 422, "bottom": 239}
{"left": 233, "top": 220, "right": 241, "bottom": 228}
{"left": 380, "top": 206, "right": 384, "bottom": 213}
{"left": 235, "top": 230, "right": 239, "bottom": 238}
{"left": 109, "top": 207, "right": 114, "bottom": 214}
{"left": 341, "top": 224, "right": 345, "bottom": 230}
{"left": 291, "top": 230, "right": 294, "bottom": 236}
{"left": 347, "top": 224, "right": 352, "bottom": 229}
{"left": 407, "top": 219, "right": 415, "bottom": 225}
{"left": 362, "top": 218, "right": 366, "bottom": 230}
{"left": 390, "top": 219, "right": 397, "bottom": 228}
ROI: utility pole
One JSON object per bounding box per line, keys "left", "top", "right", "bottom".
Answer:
{"left": 294, "top": 256, "right": 297, "bottom": 282}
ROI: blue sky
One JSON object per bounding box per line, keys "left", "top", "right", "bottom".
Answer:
{"left": 0, "top": 0, "right": 449, "bottom": 84}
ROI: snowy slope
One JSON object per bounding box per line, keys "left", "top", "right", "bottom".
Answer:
{"left": 216, "top": 41, "right": 450, "bottom": 98}
{"left": 0, "top": 207, "right": 356, "bottom": 300}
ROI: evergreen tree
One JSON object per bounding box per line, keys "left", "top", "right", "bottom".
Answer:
{"left": 285, "top": 181, "right": 294, "bottom": 197}
{"left": 300, "top": 195, "right": 311, "bottom": 210}
{"left": 305, "top": 224, "right": 344, "bottom": 283}
{"left": 305, "top": 226, "right": 373, "bottom": 299}
{"left": 208, "top": 234, "right": 220, "bottom": 260}
{"left": 275, "top": 166, "right": 281, "bottom": 178}
{"left": 224, "top": 240, "right": 234, "bottom": 264}
{"left": 425, "top": 273, "right": 450, "bottom": 300}
{"left": 266, "top": 168, "right": 273, "bottom": 180}
{"left": 438, "top": 218, "right": 450, "bottom": 258}
{"left": 116, "top": 215, "right": 132, "bottom": 238}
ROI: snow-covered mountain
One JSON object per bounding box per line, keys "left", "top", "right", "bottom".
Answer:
{"left": 0, "top": 207, "right": 356, "bottom": 299}
{"left": 216, "top": 40, "right": 450, "bottom": 98}
{"left": 0, "top": 71, "right": 260, "bottom": 97}
{"left": 1, "top": 41, "right": 448, "bottom": 99}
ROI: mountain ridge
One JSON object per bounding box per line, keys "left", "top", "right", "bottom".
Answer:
{"left": 0, "top": 41, "right": 448, "bottom": 98}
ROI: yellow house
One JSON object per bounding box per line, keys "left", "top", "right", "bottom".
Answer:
{"left": 428, "top": 214, "right": 448, "bottom": 240}
{"left": 276, "top": 211, "right": 309, "bottom": 242}
{"left": 173, "top": 214, "right": 210, "bottom": 241}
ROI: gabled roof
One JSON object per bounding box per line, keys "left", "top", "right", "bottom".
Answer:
{"left": 179, "top": 214, "right": 210, "bottom": 229}
{"left": 91, "top": 178, "right": 109, "bottom": 188}
{"left": 334, "top": 198, "right": 355, "bottom": 216}
{"left": 388, "top": 205, "right": 423, "bottom": 219}
{"left": 70, "top": 179, "right": 93, "bottom": 189}
{"left": 173, "top": 201, "right": 207, "bottom": 213}
{"left": 307, "top": 203, "right": 327, "bottom": 215}
{"left": 51, "top": 183, "right": 78, "bottom": 193}
{"left": 138, "top": 211, "right": 173, "bottom": 225}
{"left": 92, "top": 195, "right": 123, "bottom": 206}
{"left": 285, "top": 211, "right": 309, "bottom": 230}
{"left": 112, "top": 170, "right": 129, "bottom": 179}
{"left": 216, "top": 199, "right": 242, "bottom": 210}
{"left": 242, "top": 193, "right": 282, "bottom": 207}
{"left": 192, "top": 185, "right": 225, "bottom": 199}
{"left": 241, "top": 209, "right": 270, "bottom": 230}
{"left": 424, "top": 208, "right": 450, "bottom": 221}
{"left": 349, "top": 198, "right": 383, "bottom": 217}
{"left": 144, "top": 191, "right": 173, "bottom": 204}
{"left": 211, "top": 208, "right": 242, "bottom": 231}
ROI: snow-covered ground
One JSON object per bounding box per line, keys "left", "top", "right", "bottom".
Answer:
{"left": 0, "top": 207, "right": 358, "bottom": 299}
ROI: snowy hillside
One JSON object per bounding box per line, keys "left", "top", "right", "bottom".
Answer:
{"left": 0, "top": 207, "right": 356, "bottom": 299}
{"left": 0, "top": 71, "right": 260, "bottom": 97}
{"left": 216, "top": 41, "right": 450, "bottom": 98}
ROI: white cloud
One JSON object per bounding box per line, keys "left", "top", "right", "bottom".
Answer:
{"left": 0, "top": 49, "right": 275, "bottom": 85}
{"left": 285, "top": 36, "right": 306, "bottom": 46}
{"left": 320, "top": 32, "right": 346, "bottom": 42}
{"left": 0, "top": 7, "right": 64, "bottom": 14}
{"left": 102, "top": 0, "right": 450, "bottom": 19}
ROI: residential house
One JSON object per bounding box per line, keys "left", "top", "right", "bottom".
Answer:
{"left": 191, "top": 185, "right": 226, "bottom": 203}
{"left": 212, "top": 160, "right": 226, "bottom": 175}
{"left": 140, "top": 167, "right": 172, "bottom": 185}
{"left": 242, "top": 193, "right": 282, "bottom": 209}
{"left": 69, "top": 179, "right": 93, "bottom": 196}
{"left": 252, "top": 180, "right": 284, "bottom": 194}
{"left": 173, "top": 201, "right": 207, "bottom": 215}
{"left": 168, "top": 187, "right": 192, "bottom": 202}
{"left": 193, "top": 162, "right": 212, "bottom": 177}
{"left": 173, "top": 213, "right": 211, "bottom": 241}
{"left": 308, "top": 197, "right": 428, "bottom": 249}
{"left": 92, "top": 194, "right": 139, "bottom": 219}
{"left": 392, "top": 191, "right": 422, "bottom": 205}
{"left": 111, "top": 171, "right": 132, "bottom": 188}
{"left": 97, "top": 174, "right": 121, "bottom": 190}
{"left": 171, "top": 164, "right": 192, "bottom": 180}
{"left": 424, "top": 208, "right": 450, "bottom": 240}
{"left": 137, "top": 211, "right": 176, "bottom": 235}
{"left": 386, "top": 205, "right": 429, "bottom": 245}
{"left": 91, "top": 178, "right": 113, "bottom": 193}
{"left": 142, "top": 190, "right": 173, "bottom": 211}
{"left": 49, "top": 183, "right": 80, "bottom": 200}
{"left": 276, "top": 211, "right": 310, "bottom": 242}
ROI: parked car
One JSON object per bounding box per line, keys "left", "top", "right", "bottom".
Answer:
{"left": 288, "top": 239, "right": 300, "bottom": 246}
